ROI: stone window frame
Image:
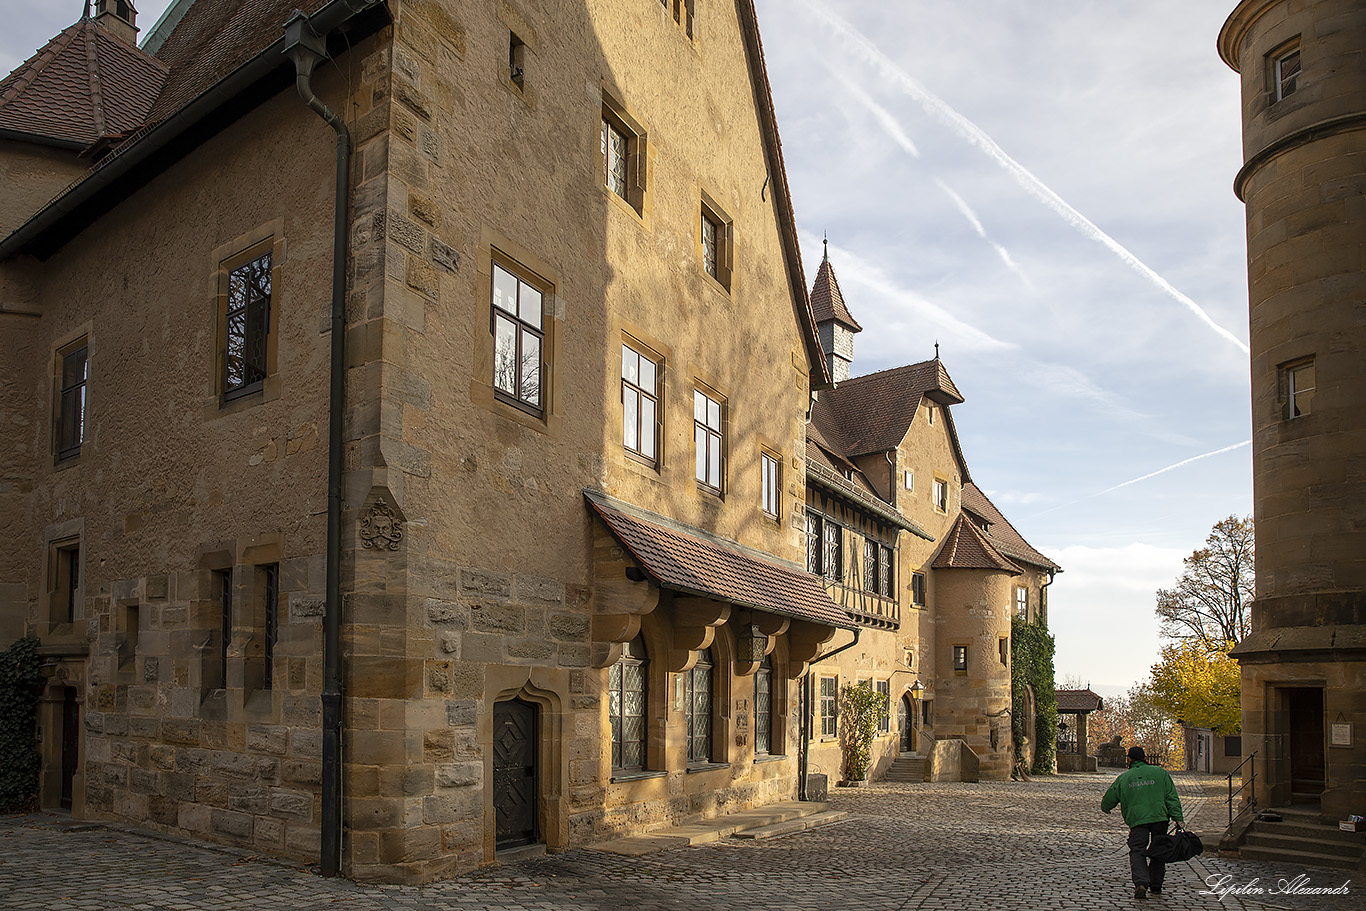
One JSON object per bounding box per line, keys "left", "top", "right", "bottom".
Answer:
{"left": 952, "top": 643, "right": 969, "bottom": 675}
{"left": 1268, "top": 37, "right": 1301, "bottom": 103}
{"left": 211, "top": 223, "right": 284, "bottom": 415}
{"left": 53, "top": 336, "right": 89, "bottom": 465}
{"left": 753, "top": 652, "right": 774, "bottom": 756}
{"left": 697, "top": 190, "right": 734, "bottom": 292}
{"left": 1015, "top": 585, "right": 1029, "bottom": 621}
{"left": 1282, "top": 356, "right": 1315, "bottom": 420}
{"left": 819, "top": 674, "right": 838, "bottom": 739}
{"left": 490, "top": 252, "right": 553, "bottom": 420}
{"left": 998, "top": 636, "right": 1009, "bottom": 667}
{"left": 693, "top": 385, "right": 726, "bottom": 495}
{"left": 621, "top": 339, "right": 662, "bottom": 468}
{"left": 685, "top": 647, "right": 715, "bottom": 766}
{"left": 876, "top": 679, "right": 891, "bottom": 735}
{"left": 600, "top": 90, "right": 649, "bottom": 216}
{"left": 608, "top": 634, "right": 650, "bottom": 773}
{"left": 932, "top": 477, "right": 949, "bottom": 514}
{"left": 44, "top": 533, "right": 83, "bottom": 636}
{"left": 760, "top": 449, "right": 781, "bottom": 520}
{"left": 659, "top": 0, "right": 694, "bottom": 40}
{"left": 904, "top": 469, "right": 914, "bottom": 491}
{"left": 911, "top": 571, "right": 927, "bottom": 607}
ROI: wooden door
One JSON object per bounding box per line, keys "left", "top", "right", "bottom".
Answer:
{"left": 61, "top": 687, "right": 79, "bottom": 811}
{"left": 1286, "top": 687, "right": 1325, "bottom": 802}
{"left": 493, "top": 699, "right": 538, "bottom": 849}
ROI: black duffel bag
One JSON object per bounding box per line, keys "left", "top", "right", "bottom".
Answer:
{"left": 1146, "top": 822, "right": 1204, "bottom": 862}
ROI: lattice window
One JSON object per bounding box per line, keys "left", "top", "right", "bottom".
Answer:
{"left": 686, "top": 648, "right": 713, "bottom": 764}
{"left": 609, "top": 635, "right": 648, "bottom": 771}
{"left": 754, "top": 653, "right": 773, "bottom": 755}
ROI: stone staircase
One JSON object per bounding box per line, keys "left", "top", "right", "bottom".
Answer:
{"left": 1238, "top": 806, "right": 1366, "bottom": 871}
{"left": 884, "top": 753, "right": 926, "bottom": 783}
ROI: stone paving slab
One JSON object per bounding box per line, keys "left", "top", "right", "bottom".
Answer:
{"left": 0, "top": 772, "right": 1360, "bottom": 911}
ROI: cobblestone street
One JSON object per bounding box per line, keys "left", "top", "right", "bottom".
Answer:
{"left": 0, "top": 772, "right": 1359, "bottom": 911}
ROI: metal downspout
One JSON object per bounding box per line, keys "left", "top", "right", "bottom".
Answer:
{"left": 283, "top": 13, "right": 348, "bottom": 878}
{"left": 798, "top": 627, "right": 861, "bottom": 801}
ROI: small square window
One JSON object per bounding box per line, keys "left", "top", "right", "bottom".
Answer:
{"left": 699, "top": 194, "right": 733, "bottom": 290}
{"left": 55, "top": 341, "right": 88, "bottom": 462}
{"left": 1272, "top": 44, "right": 1300, "bottom": 101}
{"left": 911, "top": 571, "right": 926, "bottom": 607}
{"left": 1286, "top": 359, "right": 1314, "bottom": 419}
{"left": 761, "top": 451, "right": 781, "bottom": 518}
{"left": 953, "top": 645, "right": 968, "bottom": 673}
{"left": 933, "top": 478, "right": 949, "bottom": 513}
{"left": 491, "top": 257, "right": 549, "bottom": 417}
{"left": 693, "top": 388, "right": 724, "bottom": 492}
{"left": 622, "top": 343, "right": 660, "bottom": 464}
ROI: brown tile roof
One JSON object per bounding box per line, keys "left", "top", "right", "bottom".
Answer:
{"left": 960, "top": 482, "right": 1060, "bottom": 572}
{"left": 810, "top": 255, "right": 861, "bottom": 331}
{"left": 806, "top": 458, "right": 932, "bottom": 540}
{"left": 0, "top": 17, "right": 167, "bottom": 147}
{"left": 931, "top": 514, "right": 1023, "bottom": 575}
{"left": 1056, "top": 689, "right": 1104, "bottom": 714}
{"left": 814, "top": 359, "right": 964, "bottom": 458}
{"left": 584, "top": 490, "right": 859, "bottom": 630}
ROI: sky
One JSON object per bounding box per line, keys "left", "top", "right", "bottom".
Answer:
{"left": 4, "top": 0, "right": 1254, "bottom": 696}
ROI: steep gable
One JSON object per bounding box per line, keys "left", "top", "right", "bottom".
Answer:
{"left": 931, "top": 513, "right": 1023, "bottom": 575}
{"left": 961, "top": 482, "right": 1060, "bottom": 572}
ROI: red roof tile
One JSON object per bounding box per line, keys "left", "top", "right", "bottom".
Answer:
{"left": 931, "top": 514, "right": 1023, "bottom": 575}
{"left": 814, "top": 359, "right": 964, "bottom": 458}
{"left": 1056, "top": 689, "right": 1104, "bottom": 713}
{"left": 585, "top": 490, "right": 859, "bottom": 630}
{"left": 810, "top": 256, "right": 861, "bottom": 331}
{"left": 0, "top": 18, "right": 167, "bottom": 146}
{"left": 960, "top": 482, "right": 1060, "bottom": 572}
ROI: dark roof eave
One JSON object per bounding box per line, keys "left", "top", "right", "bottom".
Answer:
{"left": 0, "top": 0, "right": 391, "bottom": 262}
{"left": 0, "top": 128, "right": 86, "bottom": 151}
{"left": 807, "top": 463, "right": 934, "bottom": 541}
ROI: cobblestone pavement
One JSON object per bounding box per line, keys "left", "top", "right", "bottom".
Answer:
{"left": 0, "top": 772, "right": 1359, "bottom": 911}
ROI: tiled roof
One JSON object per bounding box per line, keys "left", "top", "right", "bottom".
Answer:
{"left": 584, "top": 491, "right": 860, "bottom": 630}
{"left": 806, "top": 458, "right": 933, "bottom": 540}
{"left": 147, "top": 0, "right": 328, "bottom": 121}
{"left": 931, "top": 514, "right": 1023, "bottom": 575}
{"left": 810, "top": 256, "right": 861, "bottom": 331}
{"left": 0, "top": 17, "right": 167, "bottom": 146}
{"left": 815, "top": 359, "right": 964, "bottom": 458}
{"left": 960, "top": 482, "right": 1061, "bottom": 572}
{"left": 1056, "top": 689, "right": 1104, "bottom": 714}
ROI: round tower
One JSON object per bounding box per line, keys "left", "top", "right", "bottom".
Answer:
{"left": 1219, "top": 0, "right": 1366, "bottom": 820}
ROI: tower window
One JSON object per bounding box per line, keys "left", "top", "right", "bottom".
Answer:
{"left": 1272, "top": 44, "right": 1300, "bottom": 101}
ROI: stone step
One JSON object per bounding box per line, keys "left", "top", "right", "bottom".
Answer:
{"left": 732, "top": 810, "right": 848, "bottom": 840}
{"left": 1244, "top": 832, "right": 1362, "bottom": 859}
{"left": 1249, "top": 822, "right": 1366, "bottom": 844}
{"left": 1240, "top": 844, "right": 1359, "bottom": 871}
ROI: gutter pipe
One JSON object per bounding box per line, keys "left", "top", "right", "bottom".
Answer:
{"left": 282, "top": 3, "right": 375, "bottom": 878}
{"left": 798, "top": 627, "right": 861, "bottom": 801}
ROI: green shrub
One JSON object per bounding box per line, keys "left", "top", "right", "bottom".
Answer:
{"left": 1011, "top": 620, "right": 1057, "bottom": 775}
{"left": 0, "top": 636, "right": 44, "bottom": 811}
{"left": 839, "top": 680, "right": 882, "bottom": 781}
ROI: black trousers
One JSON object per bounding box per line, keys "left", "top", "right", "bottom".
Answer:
{"left": 1127, "top": 821, "right": 1168, "bottom": 888}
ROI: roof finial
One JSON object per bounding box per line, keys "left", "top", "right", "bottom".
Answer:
{"left": 934, "top": 340, "right": 940, "bottom": 360}
{"left": 822, "top": 232, "right": 828, "bottom": 263}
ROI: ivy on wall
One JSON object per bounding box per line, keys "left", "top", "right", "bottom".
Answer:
{"left": 1011, "top": 619, "right": 1057, "bottom": 775}
{"left": 0, "top": 637, "right": 43, "bottom": 811}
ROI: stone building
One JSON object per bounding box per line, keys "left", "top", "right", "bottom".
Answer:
{"left": 1219, "top": 0, "right": 1366, "bottom": 821}
{"left": 0, "top": 0, "right": 1059, "bottom": 883}
{"left": 799, "top": 250, "right": 1060, "bottom": 785}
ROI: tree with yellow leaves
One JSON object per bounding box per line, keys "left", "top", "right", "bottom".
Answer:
{"left": 1149, "top": 642, "right": 1241, "bottom": 733}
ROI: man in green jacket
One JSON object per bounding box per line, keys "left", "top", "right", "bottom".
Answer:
{"left": 1101, "top": 746, "right": 1184, "bottom": 900}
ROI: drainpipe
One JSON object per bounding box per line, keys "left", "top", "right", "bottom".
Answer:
{"left": 1040, "top": 570, "right": 1056, "bottom": 626}
{"left": 798, "top": 627, "right": 861, "bottom": 801}
{"left": 282, "top": 11, "right": 349, "bottom": 878}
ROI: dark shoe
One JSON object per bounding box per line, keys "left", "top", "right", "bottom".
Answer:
{"left": 1134, "top": 885, "right": 1147, "bottom": 899}
{"left": 1150, "top": 886, "right": 1162, "bottom": 896}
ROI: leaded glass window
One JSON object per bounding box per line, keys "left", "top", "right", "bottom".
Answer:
{"left": 863, "top": 539, "right": 877, "bottom": 592}
{"left": 805, "top": 513, "right": 821, "bottom": 575}
{"left": 686, "top": 647, "right": 713, "bottom": 764}
{"left": 822, "top": 520, "right": 842, "bottom": 583}
{"left": 819, "top": 675, "right": 837, "bottom": 737}
{"left": 492, "top": 261, "right": 546, "bottom": 415}
{"left": 879, "top": 545, "right": 894, "bottom": 597}
{"left": 602, "top": 118, "right": 628, "bottom": 200}
{"left": 609, "top": 635, "right": 648, "bottom": 772}
{"left": 225, "top": 252, "right": 271, "bottom": 399}
{"left": 754, "top": 653, "right": 773, "bottom": 755}
{"left": 701, "top": 211, "right": 718, "bottom": 278}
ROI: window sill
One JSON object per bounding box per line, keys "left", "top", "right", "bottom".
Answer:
{"left": 610, "top": 769, "right": 667, "bottom": 783}
{"left": 754, "top": 753, "right": 787, "bottom": 763}
{"left": 685, "top": 762, "right": 731, "bottom": 774}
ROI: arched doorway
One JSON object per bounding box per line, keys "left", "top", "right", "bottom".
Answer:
{"left": 898, "top": 693, "right": 916, "bottom": 753}
{"left": 492, "top": 698, "right": 539, "bottom": 849}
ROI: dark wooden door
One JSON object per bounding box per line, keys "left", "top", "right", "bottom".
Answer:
{"left": 1286, "top": 687, "right": 1325, "bottom": 802}
{"left": 493, "top": 698, "right": 537, "bottom": 849}
{"left": 61, "top": 687, "right": 79, "bottom": 811}
{"left": 898, "top": 695, "right": 914, "bottom": 752}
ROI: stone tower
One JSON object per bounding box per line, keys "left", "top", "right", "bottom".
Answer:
{"left": 1219, "top": 0, "right": 1366, "bottom": 820}
{"left": 810, "top": 242, "right": 862, "bottom": 382}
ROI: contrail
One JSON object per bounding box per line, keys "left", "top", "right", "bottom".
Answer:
{"left": 1097, "top": 440, "right": 1252, "bottom": 496}
{"left": 935, "top": 179, "right": 1033, "bottom": 288}
{"left": 827, "top": 67, "right": 919, "bottom": 157}
{"left": 795, "top": 0, "right": 1250, "bottom": 356}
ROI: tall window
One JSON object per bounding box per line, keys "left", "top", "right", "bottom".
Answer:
{"left": 56, "top": 343, "right": 87, "bottom": 461}
{"left": 262, "top": 563, "right": 279, "bottom": 690}
{"left": 492, "top": 260, "right": 546, "bottom": 415}
{"left": 698, "top": 196, "right": 732, "bottom": 289}
{"left": 686, "top": 648, "right": 714, "bottom": 764}
{"left": 879, "top": 544, "right": 894, "bottom": 597}
{"left": 863, "top": 540, "right": 878, "bottom": 592}
{"left": 602, "top": 117, "right": 628, "bottom": 200}
{"left": 806, "top": 514, "right": 822, "bottom": 575}
{"left": 49, "top": 540, "right": 80, "bottom": 625}
{"left": 819, "top": 676, "right": 837, "bottom": 737}
{"left": 622, "top": 344, "right": 659, "bottom": 464}
{"left": 754, "top": 653, "right": 773, "bottom": 755}
{"left": 1016, "top": 586, "right": 1029, "bottom": 620}
{"left": 912, "top": 571, "right": 927, "bottom": 607}
{"left": 1287, "top": 360, "right": 1314, "bottom": 418}
{"left": 933, "top": 478, "right": 949, "bottom": 513}
{"left": 209, "top": 568, "right": 233, "bottom": 690}
{"left": 953, "top": 645, "right": 968, "bottom": 673}
{"left": 822, "top": 519, "right": 842, "bottom": 583}
{"left": 1273, "top": 43, "right": 1300, "bottom": 101}
{"left": 876, "top": 680, "right": 891, "bottom": 734}
{"left": 224, "top": 252, "right": 272, "bottom": 399}
{"left": 761, "top": 452, "right": 780, "bottom": 518}
{"left": 693, "top": 389, "right": 723, "bottom": 491}
{"left": 609, "top": 635, "right": 648, "bottom": 772}
{"left": 701, "top": 212, "right": 719, "bottom": 278}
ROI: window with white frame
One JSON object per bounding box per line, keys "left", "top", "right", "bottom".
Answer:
{"left": 877, "top": 680, "right": 891, "bottom": 734}
{"left": 933, "top": 478, "right": 949, "bottom": 513}
{"left": 622, "top": 343, "right": 660, "bottom": 464}
{"left": 761, "top": 451, "right": 780, "bottom": 518}
{"left": 693, "top": 389, "right": 724, "bottom": 491}
{"left": 819, "top": 675, "right": 837, "bottom": 737}
{"left": 1272, "top": 42, "right": 1300, "bottom": 101}
{"left": 1286, "top": 359, "right": 1314, "bottom": 419}
{"left": 1016, "top": 586, "right": 1029, "bottom": 620}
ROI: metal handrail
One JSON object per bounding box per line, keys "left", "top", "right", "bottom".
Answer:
{"left": 1226, "top": 749, "right": 1258, "bottom": 829}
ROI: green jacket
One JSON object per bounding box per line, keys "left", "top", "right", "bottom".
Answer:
{"left": 1101, "top": 761, "right": 1183, "bottom": 827}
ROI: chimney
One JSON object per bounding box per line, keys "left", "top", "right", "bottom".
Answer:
{"left": 94, "top": 0, "right": 139, "bottom": 44}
